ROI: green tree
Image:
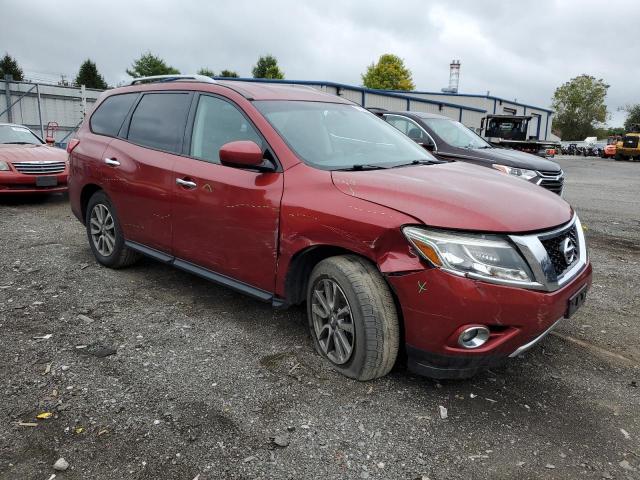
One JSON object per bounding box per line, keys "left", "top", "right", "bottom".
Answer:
{"left": 623, "top": 104, "right": 640, "bottom": 132}
{"left": 591, "top": 126, "right": 625, "bottom": 138}
{"left": 126, "top": 52, "right": 180, "bottom": 78}
{"left": 0, "top": 53, "right": 24, "bottom": 81}
{"left": 197, "top": 67, "right": 216, "bottom": 77}
{"left": 74, "top": 59, "right": 107, "bottom": 89}
{"left": 219, "top": 69, "right": 239, "bottom": 78}
{"left": 252, "top": 55, "right": 284, "bottom": 79}
{"left": 551, "top": 75, "right": 609, "bottom": 140}
{"left": 361, "top": 54, "right": 415, "bottom": 91}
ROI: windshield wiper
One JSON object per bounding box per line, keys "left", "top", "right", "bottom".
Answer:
{"left": 334, "top": 164, "right": 391, "bottom": 171}
{"left": 391, "top": 159, "right": 445, "bottom": 168}
{"left": 2, "top": 141, "right": 35, "bottom": 145}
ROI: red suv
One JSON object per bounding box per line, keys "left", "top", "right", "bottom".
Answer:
{"left": 68, "top": 75, "right": 592, "bottom": 380}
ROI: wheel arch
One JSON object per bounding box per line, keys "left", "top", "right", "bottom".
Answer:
{"left": 284, "top": 245, "right": 356, "bottom": 306}
{"left": 80, "top": 184, "right": 103, "bottom": 224}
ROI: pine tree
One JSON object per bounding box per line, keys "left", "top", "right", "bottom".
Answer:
{"left": 0, "top": 53, "right": 24, "bottom": 81}
{"left": 75, "top": 59, "right": 108, "bottom": 89}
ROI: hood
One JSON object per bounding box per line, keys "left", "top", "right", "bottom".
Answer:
{"left": 332, "top": 162, "right": 572, "bottom": 233}
{"left": 450, "top": 147, "right": 561, "bottom": 171}
{"left": 0, "top": 144, "right": 67, "bottom": 163}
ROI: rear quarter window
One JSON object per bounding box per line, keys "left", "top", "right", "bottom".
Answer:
{"left": 90, "top": 93, "right": 138, "bottom": 137}
{"left": 127, "top": 93, "right": 191, "bottom": 153}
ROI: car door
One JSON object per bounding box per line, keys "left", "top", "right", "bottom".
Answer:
{"left": 171, "top": 93, "right": 283, "bottom": 293}
{"left": 101, "top": 91, "right": 192, "bottom": 253}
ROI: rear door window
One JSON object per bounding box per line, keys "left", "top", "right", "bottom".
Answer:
{"left": 384, "top": 115, "right": 430, "bottom": 142}
{"left": 90, "top": 93, "right": 138, "bottom": 137}
{"left": 127, "top": 93, "right": 192, "bottom": 153}
{"left": 189, "top": 95, "right": 263, "bottom": 164}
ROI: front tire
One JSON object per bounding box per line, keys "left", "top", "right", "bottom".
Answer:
{"left": 307, "top": 255, "right": 399, "bottom": 381}
{"left": 85, "top": 191, "right": 140, "bottom": 268}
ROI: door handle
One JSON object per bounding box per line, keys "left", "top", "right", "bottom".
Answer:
{"left": 104, "top": 158, "right": 120, "bottom": 166}
{"left": 176, "top": 178, "right": 197, "bottom": 189}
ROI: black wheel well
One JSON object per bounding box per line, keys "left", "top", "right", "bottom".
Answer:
{"left": 80, "top": 184, "right": 102, "bottom": 224}
{"left": 284, "top": 245, "right": 407, "bottom": 360}
{"left": 285, "top": 246, "right": 355, "bottom": 305}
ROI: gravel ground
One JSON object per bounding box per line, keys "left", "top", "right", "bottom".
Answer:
{"left": 0, "top": 155, "right": 638, "bottom": 480}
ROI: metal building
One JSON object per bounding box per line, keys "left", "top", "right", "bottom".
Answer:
{"left": 217, "top": 78, "right": 554, "bottom": 141}
{"left": 1, "top": 78, "right": 102, "bottom": 144}
{"left": 391, "top": 90, "right": 554, "bottom": 141}
{"left": 1, "top": 76, "right": 554, "bottom": 144}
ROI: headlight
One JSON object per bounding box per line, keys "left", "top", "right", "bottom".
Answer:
{"left": 403, "top": 227, "right": 534, "bottom": 284}
{"left": 492, "top": 164, "right": 537, "bottom": 180}
{"left": 0, "top": 161, "right": 9, "bottom": 171}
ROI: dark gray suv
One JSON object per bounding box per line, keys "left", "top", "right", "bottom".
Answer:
{"left": 374, "top": 110, "right": 565, "bottom": 195}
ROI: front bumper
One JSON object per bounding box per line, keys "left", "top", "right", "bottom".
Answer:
{"left": 618, "top": 149, "right": 640, "bottom": 157}
{"left": 387, "top": 262, "right": 592, "bottom": 379}
{"left": 0, "top": 171, "right": 68, "bottom": 194}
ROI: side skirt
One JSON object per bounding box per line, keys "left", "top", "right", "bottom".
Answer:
{"left": 125, "top": 240, "right": 282, "bottom": 306}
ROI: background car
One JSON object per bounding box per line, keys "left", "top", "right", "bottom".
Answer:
{"left": 373, "top": 110, "right": 565, "bottom": 195}
{"left": 0, "top": 123, "right": 68, "bottom": 195}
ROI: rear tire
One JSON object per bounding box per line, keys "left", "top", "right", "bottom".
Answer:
{"left": 306, "top": 255, "right": 399, "bottom": 381}
{"left": 85, "top": 191, "right": 140, "bottom": 268}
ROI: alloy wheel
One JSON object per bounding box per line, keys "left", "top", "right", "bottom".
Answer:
{"left": 89, "top": 203, "right": 116, "bottom": 257}
{"left": 311, "top": 278, "right": 355, "bottom": 365}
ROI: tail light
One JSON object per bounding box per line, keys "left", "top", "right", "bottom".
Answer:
{"left": 67, "top": 139, "right": 80, "bottom": 153}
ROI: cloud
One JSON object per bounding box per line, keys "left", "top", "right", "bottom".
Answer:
{"left": 2, "top": 0, "right": 637, "bottom": 125}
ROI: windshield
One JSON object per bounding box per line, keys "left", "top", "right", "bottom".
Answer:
{"left": 422, "top": 118, "right": 491, "bottom": 149}
{"left": 254, "top": 101, "right": 436, "bottom": 169}
{"left": 0, "top": 125, "right": 43, "bottom": 145}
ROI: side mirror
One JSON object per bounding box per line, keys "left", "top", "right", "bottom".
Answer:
{"left": 419, "top": 141, "right": 435, "bottom": 152}
{"left": 219, "top": 140, "right": 264, "bottom": 168}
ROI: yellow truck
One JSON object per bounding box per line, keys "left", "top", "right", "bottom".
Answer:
{"left": 616, "top": 124, "right": 640, "bottom": 161}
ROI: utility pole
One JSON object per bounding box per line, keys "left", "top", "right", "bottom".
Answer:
{"left": 3, "top": 74, "right": 13, "bottom": 123}
{"left": 36, "top": 83, "right": 44, "bottom": 138}
{"left": 80, "top": 85, "right": 87, "bottom": 117}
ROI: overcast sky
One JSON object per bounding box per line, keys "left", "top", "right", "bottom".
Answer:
{"left": 3, "top": 0, "right": 638, "bottom": 126}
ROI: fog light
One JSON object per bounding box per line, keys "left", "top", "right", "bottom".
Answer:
{"left": 458, "top": 326, "right": 490, "bottom": 349}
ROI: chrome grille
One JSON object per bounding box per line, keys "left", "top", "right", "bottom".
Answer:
{"left": 540, "top": 225, "right": 580, "bottom": 276}
{"left": 536, "top": 169, "right": 564, "bottom": 195}
{"left": 12, "top": 161, "right": 66, "bottom": 174}
{"left": 539, "top": 178, "right": 564, "bottom": 194}
{"left": 509, "top": 215, "right": 587, "bottom": 292}
{"left": 537, "top": 169, "right": 563, "bottom": 176}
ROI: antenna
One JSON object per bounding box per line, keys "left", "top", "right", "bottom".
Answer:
{"left": 441, "top": 60, "right": 461, "bottom": 94}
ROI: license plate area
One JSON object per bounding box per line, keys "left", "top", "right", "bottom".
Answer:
{"left": 566, "top": 284, "right": 588, "bottom": 318}
{"left": 36, "top": 176, "right": 58, "bottom": 187}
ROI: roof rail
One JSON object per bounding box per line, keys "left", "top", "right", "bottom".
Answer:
{"left": 128, "top": 74, "right": 217, "bottom": 86}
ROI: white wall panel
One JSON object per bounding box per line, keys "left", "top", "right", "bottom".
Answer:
{"left": 364, "top": 93, "right": 407, "bottom": 110}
